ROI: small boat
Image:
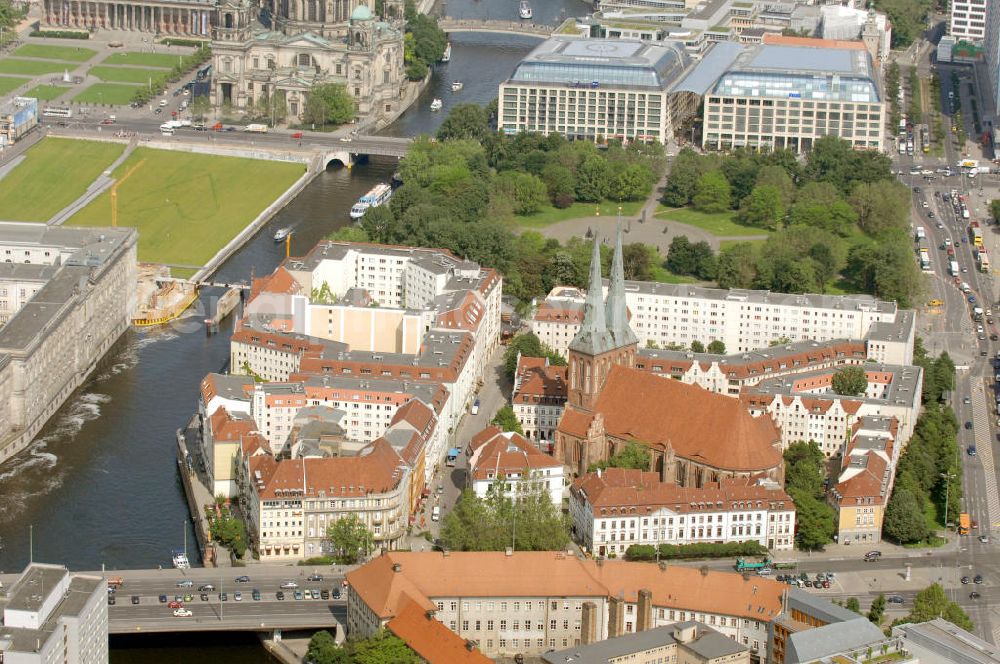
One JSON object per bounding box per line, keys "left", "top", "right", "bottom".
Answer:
{"left": 519, "top": 0, "right": 532, "bottom": 18}
{"left": 441, "top": 43, "right": 452, "bottom": 62}
{"left": 273, "top": 227, "right": 291, "bottom": 242}
{"left": 351, "top": 182, "right": 393, "bottom": 220}
{"left": 172, "top": 549, "right": 191, "bottom": 570}
{"left": 451, "top": 80, "right": 464, "bottom": 92}
{"left": 430, "top": 98, "right": 443, "bottom": 111}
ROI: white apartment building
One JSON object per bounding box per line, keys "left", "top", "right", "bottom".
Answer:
{"left": 0, "top": 223, "right": 137, "bottom": 466}
{"left": 347, "top": 552, "right": 782, "bottom": 661}
{"left": 701, "top": 39, "right": 885, "bottom": 153}
{"left": 950, "top": 0, "right": 987, "bottom": 42}
{"left": 530, "top": 283, "right": 911, "bottom": 361}
{"left": 467, "top": 429, "right": 565, "bottom": 505}
{"left": 240, "top": 438, "right": 411, "bottom": 560}
{"left": 512, "top": 355, "right": 568, "bottom": 448}
{"left": 498, "top": 37, "right": 701, "bottom": 145}
{"left": 0, "top": 563, "right": 107, "bottom": 664}
{"left": 571, "top": 469, "right": 796, "bottom": 556}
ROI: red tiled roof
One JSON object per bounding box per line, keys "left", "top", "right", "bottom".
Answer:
{"left": 387, "top": 600, "right": 491, "bottom": 664}
{"left": 514, "top": 362, "right": 568, "bottom": 403}
{"left": 572, "top": 366, "right": 782, "bottom": 472}
{"left": 831, "top": 453, "right": 888, "bottom": 505}
{"left": 250, "top": 266, "right": 301, "bottom": 300}
{"left": 469, "top": 431, "right": 562, "bottom": 482}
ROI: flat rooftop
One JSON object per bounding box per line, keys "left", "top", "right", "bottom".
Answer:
{"left": 0, "top": 565, "right": 103, "bottom": 654}
{"left": 748, "top": 363, "right": 922, "bottom": 408}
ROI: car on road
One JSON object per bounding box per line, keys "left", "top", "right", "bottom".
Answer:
{"left": 108, "top": 595, "right": 116, "bottom": 605}
{"left": 970, "top": 591, "right": 981, "bottom": 599}
{"left": 292, "top": 131, "right": 303, "bottom": 139}
{"left": 200, "top": 593, "right": 209, "bottom": 601}
{"left": 864, "top": 551, "right": 882, "bottom": 561}
{"left": 968, "top": 446, "right": 977, "bottom": 456}
{"left": 992, "top": 334, "right": 999, "bottom": 341}
{"left": 962, "top": 576, "right": 971, "bottom": 584}
{"left": 225, "top": 126, "right": 237, "bottom": 132}
{"left": 184, "top": 594, "right": 193, "bottom": 602}
{"left": 280, "top": 581, "right": 298, "bottom": 589}
{"left": 253, "top": 589, "right": 261, "bottom": 601}
{"left": 922, "top": 201, "right": 929, "bottom": 208}
{"left": 154, "top": 108, "right": 163, "bottom": 114}
{"left": 173, "top": 608, "right": 193, "bottom": 617}
{"left": 339, "top": 136, "right": 352, "bottom": 142}
{"left": 312, "top": 588, "right": 321, "bottom": 598}
{"left": 168, "top": 600, "right": 183, "bottom": 609}
{"left": 975, "top": 574, "right": 983, "bottom": 584}
{"left": 198, "top": 584, "right": 214, "bottom": 591}
{"left": 333, "top": 588, "right": 342, "bottom": 599}
{"left": 234, "top": 591, "right": 243, "bottom": 601}
{"left": 176, "top": 580, "right": 193, "bottom": 587}
{"left": 980, "top": 535, "right": 990, "bottom": 543}
{"left": 235, "top": 575, "right": 250, "bottom": 583}
{"left": 966, "top": 421, "right": 974, "bottom": 430}
{"left": 131, "top": 595, "right": 140, "bottom": 605}
{"left": 220, "top": 592, "right": 228, "bottom": 602}
{"left": 307, "top": 574, "right": 324, "bottom": 581}
{"left": 320, "top": 589, "right": 330, "bottom": 600}
{"left": 295, "top": 590, "right": 304, "bottom": 600}
{"left": 969, "top": 295, "right": 978, "bottom": 303}
{"left": 888, "top": 595, "right": 904, "bottom": 604}
{"left": 158, "top": 594, "right": 168, "bottom": 603}
{"left": 965, "top": 396, "right": 972, "bottom": 404}
{"left": 303, "top": 589, "right": 313, "bottom": 599}
{"left": 937, "top": 222, "right": 945, "bottom": 229}
{"left": 276, "top": 591, "right": 285, "bottom": 600}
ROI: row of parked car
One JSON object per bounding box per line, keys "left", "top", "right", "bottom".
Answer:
{"left": 771, "top": 572, "right": 836, "bottom": 588}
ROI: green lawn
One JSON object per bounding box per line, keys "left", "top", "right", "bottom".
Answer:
{"left": 515, "top": 200, "right": 644, "bottom": 229}
{"left": 0, "top": 138, "right": 125, "bottom": 222}
{"left": 88, "top": 65, "right": 167, "bottom": 83}
{"left": 72, "top": 82, "right": 142, "bottom": 106}
{"left": 718, "top": 238, "right": 766, "bottom": 252}
{"left": 0, "top": 76, "right": 29, "bottom": 95}
{"left": 70, "top": 148, "right": 306, "bottom": 267}
{"left": 0, "top": 59, "right": 75, "bottom": 75}
{"left": 13, "top": 43, "right": 97, "bottom": 62}
{"left": 656, "top": 206, "right": 769, "bottom": 237}
{"left": 23, "top": 83, "right": 72, "bottom": 101}
{"left": 101, "top": 52, "right": 185, "bottom": 68}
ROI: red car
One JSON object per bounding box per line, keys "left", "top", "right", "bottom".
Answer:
{"left": 100, "top": 119, "right": 114, "bottom": 125}
{"left": 167, "top": 600, "right": 183, "bottom": 609}
{"left": 292, "top": 132, "right": 303, "bottom": 139}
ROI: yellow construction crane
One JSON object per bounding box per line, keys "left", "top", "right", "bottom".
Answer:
{"left": 110, "top": 158, "right": 146, "bottom": 227}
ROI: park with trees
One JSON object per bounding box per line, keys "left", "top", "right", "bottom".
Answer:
{"left": 441, "top": 484, "right": 570, "bottom": 552}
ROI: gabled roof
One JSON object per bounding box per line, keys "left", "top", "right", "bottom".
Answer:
{"left": 562, "top": 365, "right": 782, "bottom": 472}
{"left": 469, "top": 430, "right": 562, "bottom": 482}
{"left": 387, "top": 600, "right": 491, "bottom": 664}
{"left": 250, "top": 266, "right": 302, "bottom": 300}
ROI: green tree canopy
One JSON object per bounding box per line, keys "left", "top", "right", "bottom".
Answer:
{"left": 738, "top": 184, "right": 785, "bottom": 230}
{"left": 442, "top": 485, "right": 570, "bottom": 552}
{"left": 436, "top": 103, "right": 491, "bottom": 142}
{"left": 898, "top": 583, "right": 973, "bottom": 632}
{"left": 307, "top": 630, "right": 349, "bottom": 664}
{"left": 491, "top": 405, "right": 524, "bottom": 434}
{"left": 707, "top": 340, "right": 726, "bottom": 354}
{"left": 351, "top": 630, "right": 421, "bottom": 664}
{"left": 784, "top": 441, "right": 835, "bottom": 550}
{"left": 692, "top": 170, "right": 732, "bottom": 213}
{"left": 304, "top": 84, "right": 356, "bottom": 126}
{"left": 502, "top": 333, "right": 566, "bottom": 381}
{"left": 326, "top": 513, "right": 374, "bottom": 564}
{"left": 832, "top": 365, "right": 869, "bottom": 396}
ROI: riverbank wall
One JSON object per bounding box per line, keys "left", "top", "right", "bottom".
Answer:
{"left": 174, "top": 417, "right": 216, "bottom": 567}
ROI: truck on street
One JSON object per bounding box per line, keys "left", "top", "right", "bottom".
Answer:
{"left": 244, "top": 123, "right": 268, "bottom": 133}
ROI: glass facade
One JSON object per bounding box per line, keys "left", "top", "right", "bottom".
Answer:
{"left": 714, "top": 72, "right": 878, "bottom": 102}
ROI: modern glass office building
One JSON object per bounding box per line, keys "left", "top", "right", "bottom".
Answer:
{"left": 498, "top": 37, "right": 701, "bottom": 144}
{"left": 701, "top": 40, "right": 885, "bottom": 153}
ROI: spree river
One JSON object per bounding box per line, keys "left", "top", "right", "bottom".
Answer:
{"left": 0, "top": 0, "right": 588, "bottom": 660}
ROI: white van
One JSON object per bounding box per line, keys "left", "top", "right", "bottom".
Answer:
{"left": 431, "top": 506, "right": 440, "bottom": 521}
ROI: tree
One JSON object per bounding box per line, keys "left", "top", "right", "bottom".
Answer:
{"left": 502, "top": 333, "right": 566, "bottom": 381}
{"left": 899, "top": 583, "right": 974, "bottom": 632}
{"left": 351, "top": 630, "right": 421, "bottom": 664}
{"left": 491, "top": 405, "right": 524, "bottom": 434}
{"left": 715, "top": 242, "right": 757, "bottom": 289}
{"left": 609, "top": 163, "right": 654, "bottom": 202}
{"left": 849, "top": 180, "right": 911, "bottom": 237}
{"left": 326, "top": 514, "right": 374, "bottom": 564}
{"left": 495, "top": 171, "right": 548, "bottom": 215}
{"left": 707, "top": 340, "right": 726, "bottom": 354}
{"left": 304, "top": 84, "right": 356, "bottom": 126}
{"left": 883, "top": 487, "right": 930, "bottom": 544}
{"left": 588, "top": 440, "right": 651, "bottom": 472}
{"left": 307, "top": 630, "right": 349, "bottom": 664}
{"left": 784, "top": 441, "right": 835, "bottom": 550}
{"left": 663, "top": 149, "right": 710, "bottom": 206}
{"left": 738, "top": 185, "right": 785, "bottom": 230}
{"left": 575, "top": 156, "right": 610, "bottom": 202}
{"left": 436, "top": 103, "right": 491, "bottom": 142}
{"left": 832, "top": 366, "right": 868, "bottom": 396}
{"left": 869, "top": 593, "right": 887, "bottom": 625}
{"left": 755, "top": 164, "right": 795, "bottom": 207}
{"left": 690, "top": 340, "right": 705, "bottom": 353}
{"left": 441, "top": 485, "right": 570, "bottom": 552}
{"left": 846, "top": 597, "right": 861, "bottom": 614}
{"left": 667, "top": 235, "right": 715, "bottom": 279}
{"left": 692, "top": 170, "right": 731, "bottom": 213}
{"left": 541, "top": 163, "right": 576, "bottom": 205}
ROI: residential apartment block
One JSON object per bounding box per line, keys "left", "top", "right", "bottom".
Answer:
{"left": 570, "top": 468, "right": 795, "bottom": 556}
{"left": 347, "top": 552, "right": 783, "bottom": 661}
{"left": 467, "top": 427, "right": 565, "bottom": 505}
{"left": 0, "top": 223, "right": 137, "bottom": 466}
{"left": 950, "top": 0, "right": 987, "bottom": 42}
{"left": 0, "top": 563, "right": 107, "bottom": 663}
{"left": 529, "top": 284, "right": 912, "bottom": 363}
{"left": 511, "top": 355, "right": 567, "bottom": 448}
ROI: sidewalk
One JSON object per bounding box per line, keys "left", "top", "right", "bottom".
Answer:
{"left": 770, "top": 532, "right": 962, "bottom": 563}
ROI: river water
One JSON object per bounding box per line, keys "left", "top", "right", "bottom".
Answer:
{"left": 0, "top": 0, "right": 588, "bottom": 659}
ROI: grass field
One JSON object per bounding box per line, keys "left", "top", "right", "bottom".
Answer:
{"left": 13, "top": 43, "right": 97, "bottom": 62}
{"left": 23, "top": 83, "right": 71, "bottom": 101}
{"left": 102, "top": 52, "right": 184, "bottom": 68}
{"left": 0, "top": 138, "right": 125, "bottom": 222}
{"left": 0, "top": 58, "right": 75, "bottom": 75}
{"left": 0, "top": 76, "right": 29, "bottom": 95}
{"left": 70, "top": 148, "right": 306, "bottom": 267}
{"left": 72, "top": 82, "right": 142, "bottom": 105}
{"left": 89, "top": 65, "right": 168, "bottom": 83}
{"left": 656, "top": 206, "right": 769, "bottom": 237}
{"left": 515, "top": 200, "right": 644, "bottom": 229}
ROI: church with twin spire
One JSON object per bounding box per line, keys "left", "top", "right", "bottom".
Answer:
{"left": 553, "top": 228, "right": 784, "bottom": 488}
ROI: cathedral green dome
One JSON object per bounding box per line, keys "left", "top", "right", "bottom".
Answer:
{"left": 351, "top": 3, "right": 373, "bottom": 20}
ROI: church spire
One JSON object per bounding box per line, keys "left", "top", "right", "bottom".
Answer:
{"left": 606, "top": 224, "right": 638, "bottom": 347}
{"left": 568, "top": 238, "right": 615, "bottom": 356}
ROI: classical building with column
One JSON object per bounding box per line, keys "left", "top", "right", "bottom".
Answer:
{"left": 210, "top": 0, "right": 405, "bottom": 124}
{"left": 42, "top": 0, "right": 213, "bottom": 36}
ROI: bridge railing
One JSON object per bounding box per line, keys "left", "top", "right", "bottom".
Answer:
{"left": 438, "top": 17, "right": 555, "bottom": 35}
